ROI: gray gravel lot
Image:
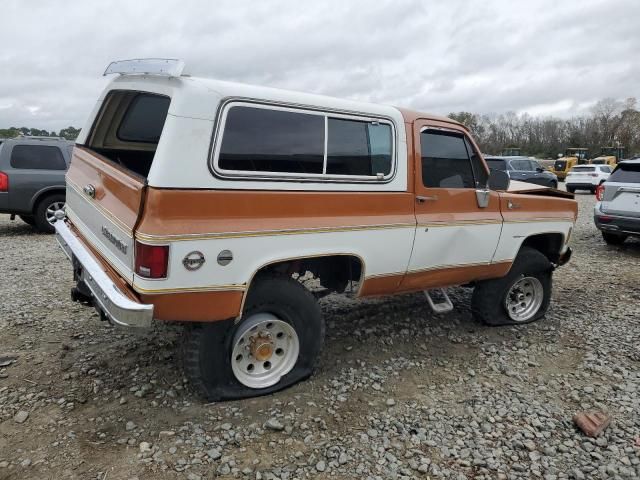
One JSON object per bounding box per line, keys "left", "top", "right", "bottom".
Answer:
{"left": 0, "top": 192, "right": 639, "bottom": 480}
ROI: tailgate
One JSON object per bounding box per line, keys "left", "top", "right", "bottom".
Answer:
{"left": 65, "top": 146, "right": 145, "bottom": 282}
{"left": 601, "top": 185, "right": 640, "bottom": 218}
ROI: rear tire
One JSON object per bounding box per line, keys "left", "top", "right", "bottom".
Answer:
{"left": 602, "top": 232, "right": 627, "bottom": 245}
{"left": 183, "top": 274, "right": 324, "bottom": 401}
{"left": 566, "top": 186, "right": 575, "bottom": 193}
{"left": 33, "top": 194, "right": 65, "bottom": 233}
{"left": 19, "top": 215, "right": 35, "bottom": 226}
{"left": 550, "top": 181, "right": 558, "bottom": 189}
{"left": 472, "top": 247, "right": 552, "bottom": 326}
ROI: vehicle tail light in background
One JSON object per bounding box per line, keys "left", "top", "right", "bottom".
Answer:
{"left": 135, "top": 241, "right": 169, "bottom": 279}
{"left": 595, "top": 184, "right": 605, "bottom": 201}
{"left": 0, "top": 171, "right": 8, "bottom": 192}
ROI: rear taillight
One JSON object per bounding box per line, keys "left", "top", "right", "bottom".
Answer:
{"left": 135, "top": 241, "right": 169, "bottom": 279}
{"left": 595, "top": 184, "right": 605, "bottom": 201}
{"left": 0, "top": 171, "right": 8, "bottom": 192}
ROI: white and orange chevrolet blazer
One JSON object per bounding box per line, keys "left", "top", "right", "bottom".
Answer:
{"left": 56, "top": 59, "right": 577, "bottom": 400}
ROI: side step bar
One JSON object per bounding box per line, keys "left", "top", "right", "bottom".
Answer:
{"left": 424, "top": 288, "right": 454, "bottom": 314}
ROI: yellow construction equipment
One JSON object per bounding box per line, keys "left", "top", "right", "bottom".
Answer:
{"left": 552, "top": 148, "right": 589, "bottom": 180}
{"left": 590, "top": 146, "right": 625, "bottom": 167}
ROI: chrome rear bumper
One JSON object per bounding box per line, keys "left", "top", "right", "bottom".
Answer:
{"left": 55, "top": 220, "right": 153, "bottom": 328}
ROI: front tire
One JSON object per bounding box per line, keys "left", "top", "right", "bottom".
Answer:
{"left": 602, "top": 232, "right": 627, "bottom": 245}
{"left": 34, "top": 194, "right": 65, "bottom": 233}
{"left": 183, "top": 274, "right": 324, "bottom": 401}
{"left": 566, "top": 186, "right": 575, "bottom": 193}
{"left": 472, "top": 247, "right": 552, "bottom": 326}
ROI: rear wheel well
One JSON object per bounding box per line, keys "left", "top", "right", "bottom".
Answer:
{"left": 32, "top": 188, "right": 66, "bottom": 212}
{"left": 251, "top": 255, "right": 364, "bottom": 294}
{"left": 520, "top": 233, "right": 565, "bottom": 264}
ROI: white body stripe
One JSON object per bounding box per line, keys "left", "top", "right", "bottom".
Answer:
{"left": 493, "top": 221, "right": 572, "bottom": 262}
{"left": 132, "top": 227, "right": 416, "bottom": 294}
{"left": 409, "top": 223, "right": 503, "bottom": 272}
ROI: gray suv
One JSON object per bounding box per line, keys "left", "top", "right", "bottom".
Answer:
{"left": 0, "top": 136, "right": 73, "bottom": 233}
{"left": 594, "top": 159, "right": 640, "bottom": 245}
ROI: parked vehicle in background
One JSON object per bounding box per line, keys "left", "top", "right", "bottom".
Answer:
{"left": 591, "top": 146, "right": 625, "bottom": 167}
{"left": 565, "top": 165, "right": 611, "bottom": 193}
{"left": 485, "top": 156, "right": 558, "bottom": 188}
{"left": 553, "top": 148, "right": 589, "bottom": 180}
{"left": 594, "top": 159, "right": 640, "bottom": 245}
{"left": 0, "top": 136, "right": 73, "bottom": 232}
{"left": 54, "top": 59, "right": 577, "bottom": 401}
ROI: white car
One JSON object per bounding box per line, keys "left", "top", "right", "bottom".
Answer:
{"left": 566, "top": 165, "right": 612, "bottom": 193}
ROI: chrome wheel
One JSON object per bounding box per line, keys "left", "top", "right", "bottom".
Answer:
{"left": 231, "top": 313, "right": 299, "bottom": 389}
{"left": 45, "top": 201, "right": 65, "bottom": 225}
{"left": 504, "top": 276, "right": 544, "bottom": 322}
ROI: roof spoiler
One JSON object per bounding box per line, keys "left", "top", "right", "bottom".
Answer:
{"left": 103, "top": 58, "right": 185, "bottom": 77}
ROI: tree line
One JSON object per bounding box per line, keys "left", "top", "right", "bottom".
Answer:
{"left": 449, "top": 98, "right": 640, "bottom": 159}
{"left": 0, "top": 126, "right": 81, "bottom": 141}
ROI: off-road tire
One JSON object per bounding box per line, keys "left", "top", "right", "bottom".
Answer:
{"left": 33, "top": 193, "right": 65, "bottom": 233}
{"left": 602, "top": 231, "right": 627, "bottom": 245}
{"left": 19, "top": 215, "right": 35, "bottom": 226}
{"left": 472, "top": 247, "right": 552, "bottom": 326}
{"left": 182, "top": 274, "right": 324, "bottom": 401}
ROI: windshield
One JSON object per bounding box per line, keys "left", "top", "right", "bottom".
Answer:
{"left": 486, "top": 158, "right": 507, "bottom": 170}
{"left": 554, "top": 160, "right": 567, "bottom": 170}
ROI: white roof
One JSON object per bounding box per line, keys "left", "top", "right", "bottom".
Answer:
{"left": 106, "top": 74, "right": 403, "bottom": 122}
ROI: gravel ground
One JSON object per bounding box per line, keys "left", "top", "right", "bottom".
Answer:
{"left": 0, "top": 192, "right": 639, "bottom": 480}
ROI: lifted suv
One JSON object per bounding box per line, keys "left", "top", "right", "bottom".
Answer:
{"left": 55, "top": 59, "right": 577, "bottom": 401}
{"left": 0, "top": 136, "right": 73, "bottom": 232}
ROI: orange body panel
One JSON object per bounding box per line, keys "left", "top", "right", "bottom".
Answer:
{"left": 66, "top": 146, "right": 145, "bottom": 232}
{"left": 137, "top": 189, "right": 416, "bottom": 238}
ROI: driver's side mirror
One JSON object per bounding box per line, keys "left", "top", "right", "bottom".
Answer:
{"left": 488, "top": 169, "right": 510, "bottom": 191}
{"left": 536, "top": 167, "right": 544, "bottom": 173}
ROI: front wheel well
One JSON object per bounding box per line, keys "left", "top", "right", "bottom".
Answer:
{"left": 520, "top": 233, "right": 565, "bottom": 264}
{"left": 251, "top": 255, "right": 364, "bottom": 294}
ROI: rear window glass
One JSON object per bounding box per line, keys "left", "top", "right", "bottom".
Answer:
{"left": 326, "top": 118, "right": 392, "bottom": 176}
{"left": 117, "top": 94, "right": 170, "bottom": 143}
{"left": 609, "top": 164, "right": 640, "bottom": 183}
{"left": 219, "top": 106, "right": 325, "bottom": 174}
{"left": 10, "top": 145, "right": 66, "bottom": 170}
{"left": 572, "top": 166, "right": 595, "bottom": 172}
{"left": 486, "top": 159, "right": 507, "bottom": 170}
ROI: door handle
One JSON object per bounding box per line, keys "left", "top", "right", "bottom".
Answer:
{"left": 416, "top": 195, "right": 438, "bottom": 203}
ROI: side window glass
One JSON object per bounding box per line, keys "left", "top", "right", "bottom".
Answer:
{"left": 464, "top": 137, "right": 488, "bottom": 187}
{"left": 10, "top": 145, "right": 66, "bottom": 170}
{"left": 219, "top": 106, "right": 325, "bottom": 174}
{"left": 420, "top": 131, "right": 475, "bottom": 188}
{"left": 511, "top": 159, "right": 529, "bottom": 171}
{"left": 326, "top": 118, "right": 392, "bottom": 176}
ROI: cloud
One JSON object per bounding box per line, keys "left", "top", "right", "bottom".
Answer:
{"left": 0, "top": 0, "right": 638, "bottom": 131}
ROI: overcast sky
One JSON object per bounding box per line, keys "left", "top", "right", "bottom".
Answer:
{"left": 1, "top": 0, "right": 638, "bottom": 131}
